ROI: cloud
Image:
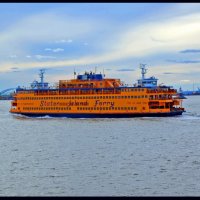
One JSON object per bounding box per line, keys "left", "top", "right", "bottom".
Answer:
{"left": 163, "top": 72, "right": 175, "bottom": 74}
{"left": 116, "top": 69, "right": 135, "bottom": 72}
{"left": 9, "top": 55, "right": 17, "bottom": 58}
{"left": 44, "top": 48, "right": 52, "bottom": 51}
{"left": 83, "top": 42, "right": 88, "bottom": 46}
{"left": 55, "top": 39, "right": 73, "bottom": 43}
{"left": 2, "top": 7, "right": 200, "bottom": 78}
{"left": 180, "top": 79, "right": 191, "bottom": 83}
{"left": 35, "top": 55, "right": 56, "bottom": 59}
{"left": 0, "top": 12, "right": 96, "bottom": 58}
{"left": 26, "top": 55, "right": 31, "bottom": 58}
{"left": 166, "top": 59, "right": 200, "bottom": 64}
{"left": 45, "top": 48, "right": 64, "bottom": 52}
{"left": 10, "top": 67, "right": 18, "bottom": 70}
{"left": 180, "top": 49, "right": 200, "bottom": 53}
{"left": 11, "top": 70, "right": 21, "bottom": 73}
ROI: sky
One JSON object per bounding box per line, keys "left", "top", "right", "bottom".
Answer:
{"left": 1, "top": 3, "right": 200, "bottom": 91}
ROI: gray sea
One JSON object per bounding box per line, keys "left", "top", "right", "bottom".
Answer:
{"left": 0, "top": 96, "right": 200, "bottom": 196}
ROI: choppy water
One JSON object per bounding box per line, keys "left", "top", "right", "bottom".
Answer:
{"left": 1, "top": 96, "right": 200, "bottom": 196}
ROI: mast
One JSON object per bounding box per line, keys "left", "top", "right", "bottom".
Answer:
{"left": 39, "top": 69, "right": 45, "bottom": 88}
{"left": 140, "top": 63, "right": 147, "bottom": 80}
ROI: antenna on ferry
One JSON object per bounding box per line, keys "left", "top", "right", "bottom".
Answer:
{"left": 103, "top": 68, "right": 105, "bottom": 77}
{"left": 140, "top": 63, "right": 147, "bottom": 80}
{"left": 39, "top": 69, "right": 45, "bottom": 84}
{"left": 95, "top": 66, "right": 97, "bottom": 74}
{"left": 73, "top": 68, "right": 76, "bottom": 79}
{"left": 38, "top": 68, "right": 46, "bottom": 89}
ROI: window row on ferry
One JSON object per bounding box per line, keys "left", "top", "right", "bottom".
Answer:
{"left": 77, "top": 107, "right": 141, "bottom": 111}
{"left": 23, "top": 107, "right": 71, "bottom": 110}
{"left": 17, "top": 95, "right": 149, "bottom": 100}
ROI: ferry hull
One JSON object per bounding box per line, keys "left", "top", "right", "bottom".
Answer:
{"left": 10, "top": 111, "right": 184, "bottom": 118}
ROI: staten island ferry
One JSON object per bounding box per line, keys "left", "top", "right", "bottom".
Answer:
{"left": 10, "top": 64, "right": 185, "bottom": 118}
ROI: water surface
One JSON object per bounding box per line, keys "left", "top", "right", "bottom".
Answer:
{"left": 0, "top": 96, "right": 200, "bottom": 196}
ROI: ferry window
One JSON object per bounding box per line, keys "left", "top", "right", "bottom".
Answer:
{"left": 100, "top": 96, "right": 102, "bottom": 99}
{"left": 100, "top": 107, "right": 102, "bottom": 110}
{"left": 112, "top": 96, "right": 114, "bottom": 99}
{"left": 118, "top": 107, "right": 120, "bottom": 110}
{"left": 106, "top": 107, "right": 108, "bottom": 110}
{"left": 143, "top": 107, "right": 145, "bottom": 110}
{"left": 121, "top": 107, "right": 124, "bottom": 110}
{"left": 125, "top": 96, "right": 127, "bottom": 99}
{"left": 138, "top": 89, "right": 140, "bottom": 92}
{"left": 128, "top": 96, "right": 130, "bottom": 98}
{"left": 94, "top": 107, "right": 96, "bottom": 110}
{"left": 103, "top": 107, "right": 105, "bottom": 110}
{"left": 103, "top": 96, "right": 105, "bottom": 99}
{"left": 128, "top": 107, "right": 130, "bottom": 110}
{"left": 97, "top": 107, "right": 99, "bottom": 110}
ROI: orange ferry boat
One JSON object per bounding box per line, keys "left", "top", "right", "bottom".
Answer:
{"left": 10, "top": 64, "right": 185, "bottom": 117}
